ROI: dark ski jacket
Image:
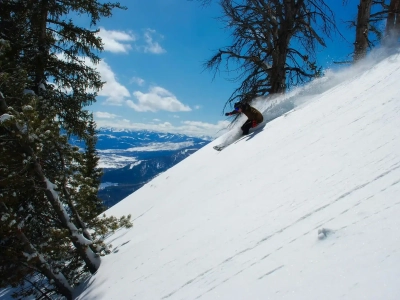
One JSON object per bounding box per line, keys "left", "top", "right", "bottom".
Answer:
{"left": 227, "top": 103, "right": 263, "bottom": 123}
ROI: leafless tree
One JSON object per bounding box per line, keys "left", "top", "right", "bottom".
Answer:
{"left": 385, "top": 0, "right": 400, "bottom": 40}
{"left": 202, "top": 0, "right": 337, "bottom": 108}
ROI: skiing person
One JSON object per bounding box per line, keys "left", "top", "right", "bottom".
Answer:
{"left": 225, "top": 102, "right": 263, "bottom": 135}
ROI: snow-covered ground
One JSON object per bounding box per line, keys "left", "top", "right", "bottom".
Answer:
{"left": 74, "top": 51, "right": 400, "bottom": 299}
{"left": 3, "top": 50, "right": 399, "bottom": 299}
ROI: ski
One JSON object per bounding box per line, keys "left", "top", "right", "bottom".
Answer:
{"left": 213, "top": 145, "right": 225, "bottom": 151}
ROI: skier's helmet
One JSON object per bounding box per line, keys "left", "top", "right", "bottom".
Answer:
{"left": 234, "top": 102, "right": 242, "bottom": 110}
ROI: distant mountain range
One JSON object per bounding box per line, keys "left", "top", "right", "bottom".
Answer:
{"left": 87, "top": 128, "right": 211, "bottom": 207}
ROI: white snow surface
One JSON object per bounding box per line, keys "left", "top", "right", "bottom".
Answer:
{"left": 97, "top": 154, "right": 138, "bottom": 169}
{"left": 76, "top": 52, "right": 400, "bottom": 299}
{"left": 0, "top": 113, "right": 13, "bottom": 123}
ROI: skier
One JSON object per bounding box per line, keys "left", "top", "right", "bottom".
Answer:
{"left": 225, "top": 102, "right": 263, "bottom": 135}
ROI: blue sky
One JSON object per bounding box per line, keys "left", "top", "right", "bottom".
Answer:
{"left": 85, "top": 0, "right": 361, "bottom": 137}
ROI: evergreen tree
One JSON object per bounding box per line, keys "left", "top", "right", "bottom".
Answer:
{"left": 0, "top": 66, "right": 74, "bottom": 299}
{"left": 0, "top": 0, "right": 133, "bottom": 298}
{"left": 0, "top": 0, "right": 125, "bottom": 137}
{"left": 75, "top": 115, "right": 105, "bottom": 222}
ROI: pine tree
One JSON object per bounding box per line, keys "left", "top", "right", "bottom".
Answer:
{"left": 75, "top": 115, "right": 105, "bottom": 222}
{"left": 0, "top": 0, "right": 133, "bottom": 298}
{"left": 0, "top": 66, "right": 74, "bottom": 299}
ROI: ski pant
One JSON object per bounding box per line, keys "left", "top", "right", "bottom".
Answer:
{"left": 241, "top": 119, "right": 259, "bottom": 135}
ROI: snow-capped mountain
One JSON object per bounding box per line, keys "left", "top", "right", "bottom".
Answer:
{"left": 94, "top": 129, "right": 210, "bottom": 169}
{"left": 74, "top": 50, "right": 400, "bottom": 300}
{"left": 96, "top": 129, "right": 211, "bottom": 148}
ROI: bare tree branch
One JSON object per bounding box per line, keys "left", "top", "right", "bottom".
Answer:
{"left": 203, "top": 0, "right": 337, "bottom": 109}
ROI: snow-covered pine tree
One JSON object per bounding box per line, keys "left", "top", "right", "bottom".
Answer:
{"left": 0, "top": 66, "right": 74, "bottom": 299}
{"left": 0, "top": 0, "right": 133, "bottom": 298}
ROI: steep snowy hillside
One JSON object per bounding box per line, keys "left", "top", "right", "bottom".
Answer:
{"left": 76, "top": 52, "right": 400, "bottom": 300}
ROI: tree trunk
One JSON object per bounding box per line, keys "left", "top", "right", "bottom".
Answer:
{"left": 270, "top": 31, "right": 289, "bottom": 94}
{"left": 0, "top": 203, "right": 73, "bottom": 300}
{"left": 354, "top": 0, "right": 372, "bottom": 61}
{"left": 17, "top": 230, "right": 74, "bottom": 300}
{"left": 55, "top": 145, "right": 97, "bottom": 244}
{"left": 33, "top": 160, "right": 101, "bottom": 274}
{"left": 33, "top": 0, "right": 49, "bottom": 93}
{"left": 270, "top": 53, "right": 287, "bottom": 93}
{"left": 386, "top": 0, "right": 400, "bottom": 42}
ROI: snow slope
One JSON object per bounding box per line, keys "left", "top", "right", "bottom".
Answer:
{"left": 77, "top": 52, "right": 400, "bottom": 300}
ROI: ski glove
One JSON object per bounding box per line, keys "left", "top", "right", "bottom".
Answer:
{"left": 225, "top": 112, "right": 231, "bottom": 116}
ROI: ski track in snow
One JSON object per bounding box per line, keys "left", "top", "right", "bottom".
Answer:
{"left": 160, "top": 163, "right": 400, "bottom": 299}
